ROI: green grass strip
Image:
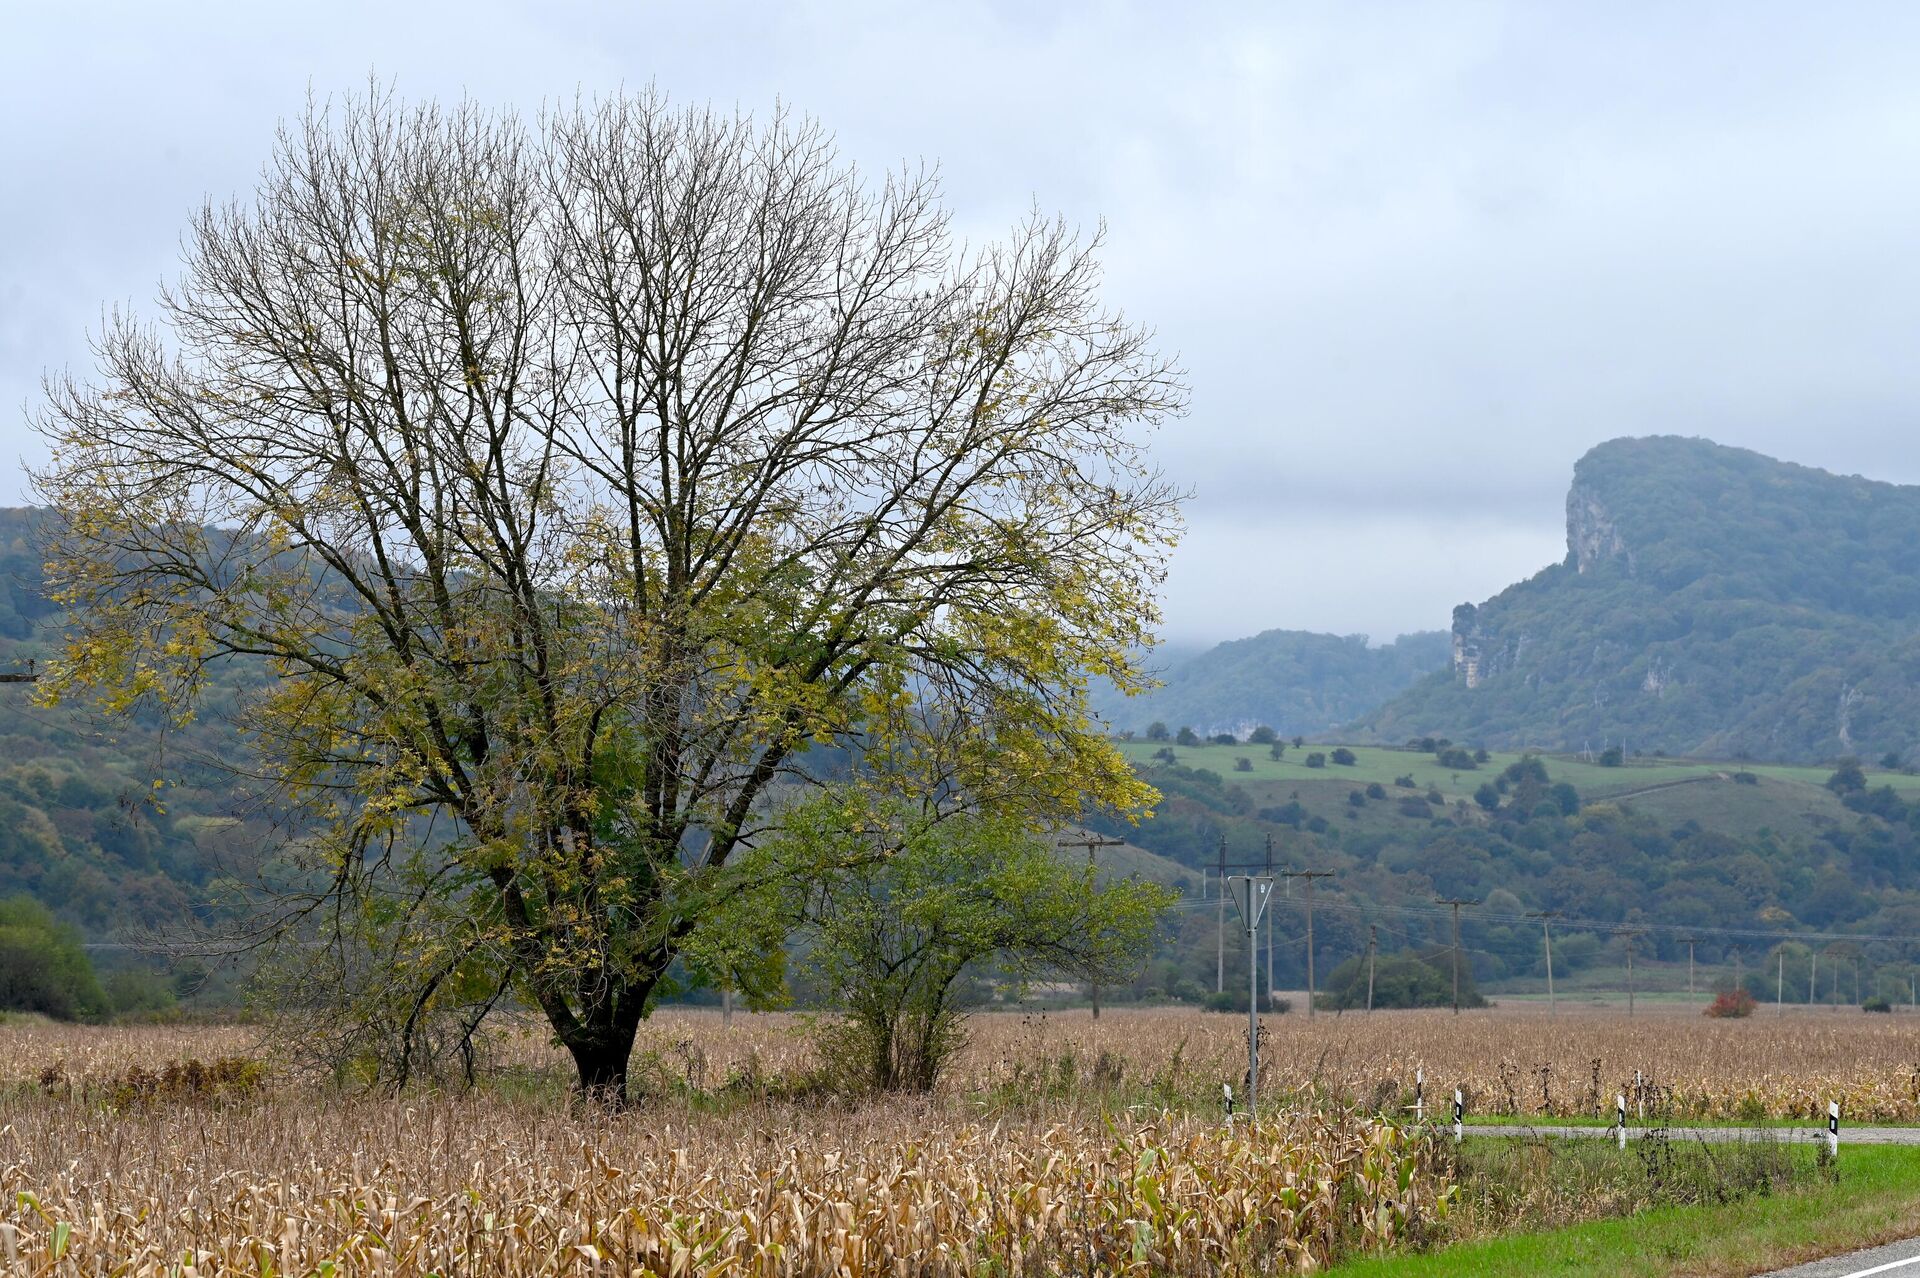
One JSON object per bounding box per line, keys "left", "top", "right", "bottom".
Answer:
{"left": 1327, "top": 1144, "right": 1920, "bottom": 1277}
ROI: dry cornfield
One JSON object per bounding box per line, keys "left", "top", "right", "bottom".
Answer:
{"left": 500, "top": 1005, "right": 1920, "bottom": 1122}
{"left": 2, "top": 1005, "right": 1914, "bottom": 1275}
{"left": 0, "top": 1089, "right": 1449, "bottom": 1275}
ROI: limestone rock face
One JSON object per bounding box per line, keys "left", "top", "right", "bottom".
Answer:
{"left": 1357, "top": 435, "right": 1920, "bottom": 762}
{"left": 1566, "top": 481, "right": 1632, "bottom": 575}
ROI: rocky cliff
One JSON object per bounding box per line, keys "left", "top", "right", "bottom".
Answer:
{"left": 1367, "top": 436, "right": 1920, "bottom": 762}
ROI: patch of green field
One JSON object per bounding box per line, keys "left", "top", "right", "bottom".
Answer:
{"left": 1326, "top": 1143, "right": 1920, "bottom": 1278}
{"left": 1114, "top": 739, "right": 1918, "bottom": 819}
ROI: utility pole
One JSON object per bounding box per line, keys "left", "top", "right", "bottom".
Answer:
{"left": 1678, "top": 937, "right": 1702, "bottom": 1000}
{"left": 1263, "top": 834, "right": 1276, "bottom": 1003}
{"left": 1778, "top": 950, "right": 1785, "bottom": 1015}
{"left": 1226, "top": 874, "right": 1274, "bottom": 1118}
{"left": 1215, "top": 835, "right": 1227, "bottom": 995}
{"left": 1366, "top": 925, "right": 1378, "bottom": 1014}
{"left": 1057, "top": 833, "right": 1123, "bottom": 1019}
{"left": 1285, "top": 870, "right": 1334, "bottom": 1016}
{"left": 1622, "top": 931, "right": 1646, "bottom": 1017}
{"left": 1528, "top": 911, "right": 1560, "bottom": 1015}
{"left": 1437, "top": 898, "right": 1479, "bottom": 1014}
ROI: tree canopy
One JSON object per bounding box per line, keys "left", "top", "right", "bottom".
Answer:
{"left": 31, "top": 87, "right": 1183, "bottom": 1100}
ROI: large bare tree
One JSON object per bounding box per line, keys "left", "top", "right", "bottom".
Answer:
{"left": 33, "top": 87, "right": 1182, "bottom": 1100}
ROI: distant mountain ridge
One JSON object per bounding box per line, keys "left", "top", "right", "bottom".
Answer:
{"left": 1357, "top": 436, "right": 1920, "bottom": 763}
{"left": 1091, "top": 629, "right": 1449, "bottom": 738}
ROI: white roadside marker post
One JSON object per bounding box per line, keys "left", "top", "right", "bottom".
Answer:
{"left": 1829, "top": 1100, "right": 1841, "bottom": 1159}
{"left": 1617, "top": 1094, "right": 1628, "bottom": 1150}
{"left": 1415, "top": 1067, "right": 1424, "bottom": 1123}
{"left": 1453, "top": 1088, "right": 1464, "bottom": 1143}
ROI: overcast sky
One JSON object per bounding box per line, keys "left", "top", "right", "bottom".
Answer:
{"left": 7, "top": 2, "right": 1920, "bottom": 644}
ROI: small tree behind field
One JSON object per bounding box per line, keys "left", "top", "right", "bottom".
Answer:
{"left": 734, "top": 798, "right": 1169, "bottom": 1092}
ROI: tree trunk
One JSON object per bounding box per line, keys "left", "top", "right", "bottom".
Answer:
{"left": 566, "top": 1032, "right": 634, "bottom": 1106}
{"left": 557, "top": 978, "right": 652, "bottom": 1106}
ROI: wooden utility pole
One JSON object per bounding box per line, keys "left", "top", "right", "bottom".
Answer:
{"left": 1437, "top": 898, "right": 1479, "bottom": 1014}
{"left": 1622, "top": 930, "right": 1646, "bottom": 1017}
{"left": 1366, "top": 925, "right": 1378, "bottom": 1014}
{"left": 1527, "top": 911, "right": 1560, "bottom": 1015}
{"left": 1285, "top": 870, "right": 1334, "bottom": 1016}
{"left": 1263, "top": 834, "right": 1276, "bottom": 1004}
{"left": 1058, "top": 833, "right": 1124, "bottom": 1018}
{"left": 1215, "top": 835, "right": 1227, "bottom": 995}
{"left": 1678, "top": 936, "right": 1702, "bottom": 999}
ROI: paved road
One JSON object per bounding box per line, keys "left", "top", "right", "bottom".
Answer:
{"left": 1469, "top": 1123, "right": 1920, "bottom": 1145}
{"left": 1756, "top": 1236, "right": 1920, "bottom": 1277}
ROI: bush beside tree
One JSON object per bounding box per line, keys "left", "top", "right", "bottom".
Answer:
{"left": 0, "top": 897, "right": 107, "bottom": 1021}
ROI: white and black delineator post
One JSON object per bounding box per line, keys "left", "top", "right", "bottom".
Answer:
{"left": 1828, "top": 1100, "right": 1841, "bottom": 1158}
{"left": 1227, "top": 874, "right": 1276, "bottom": 1119}
{"left": 1616, "top": 1094, "right": 1628, "bottom": 1150}
{"left": 1452, "top": 1088, "right": 1464, "bottom": 1143}
{"left": 1415, "top": 1066, "right": 1424, "bottom": 1123}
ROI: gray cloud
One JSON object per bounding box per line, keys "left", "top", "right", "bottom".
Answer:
{"left": 7, "top": 1, "right": 1920, "bottom": 642}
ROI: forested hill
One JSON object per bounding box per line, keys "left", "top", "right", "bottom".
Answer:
{"left": 1090, "top": 629, "right": 1449, "bottom": 739}
{"left": 1358, "top": 436, "right": 1920, "bottom": 763}
{"left": 0, "top": 507, "right": 276, "bottom": 935}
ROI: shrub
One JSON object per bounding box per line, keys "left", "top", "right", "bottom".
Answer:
{"left": 1175, "top": 726, "right": 1199, "bottom": 746}
{"left": 1204, "top": 989, "right": 1290, "bottom": 1014}
{"left": 1304, "top": 752, "right": 1327, "bottom": 769}
{"left": 1436, "top": 747, "right": 1477, "bottom": 770}
{"left": 1598, "top": 746, "right": 1624, "bottom": 767}
{"left": 1212, "top": 733, "right": 1238, "bottom": 746}
{"left": 1151, "top": 747, "right": 1177, "bottom": 764}
{"left": 1397, "top": 797, "right": 1433, "bottom": 819}
{"left": 1393, "top": 775, "right": 1416, "bottom": 788}
{"left": 1348, "top": 790, "right": 1367, "bottom": 808}
{"left": 1864, "top": 996, "right": 1893, "bottom": 1014}
{"left": 1704, "top": 989, "right": 1757, "bottom": 1019}
{"left": 1259, "top": 800, "right": 1306, "bottom": 827}
{"left": 1269, "top": 742, "right": 1286, "bottom": 761}
{"left": 1474, "top": 782, "right": 1501, "bottom": 811}
{"left": 1733, "top": 771, "right": 1759, "bottom": 785}
{"left": 1145, "top": 721, "right": 1170, "bottom": 741}
{"left": 1473, "top": 747, "right": 1490, "bottom": 763}
{"left": 1365, "top": 782, "right": 1387, "bottom": 799}
{"left": 1234, "top": 757, "right": 1252, "bottom": 773}
{"left": 1249, "top": 725, "right": 1277, "bottom": 744}
{"left": 1827, "top": 758, "right": 1867, "bottom": 794}
{"left": 0, "top": 897, "right": 107, "bottom": 1021}
{"left": 1426, "top": 788, "right": 1445, "bottom": 805}
{"left": 1330, "top": 747, "right": 1357, "bottom": 766}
